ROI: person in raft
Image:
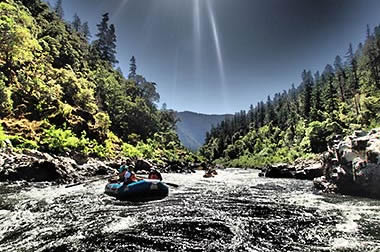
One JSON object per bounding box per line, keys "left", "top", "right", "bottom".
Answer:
{"left": 111, "top": 164, "right": 138, "bottom": 184}
{"left": 203, "top": 169, "right": 215, "bottom": 178}
{"left": 148, "top": 168, "right": 163, "bottom": 181}
{"left": 124, "top": 171, "right": 138, "bottom": 185}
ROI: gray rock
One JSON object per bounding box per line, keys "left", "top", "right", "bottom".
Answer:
{"left": 317, "top": 128, "right": 380, "bottom": 198}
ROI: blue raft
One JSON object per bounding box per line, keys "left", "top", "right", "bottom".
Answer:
{"left": 105, "top": 179, "right": 169, "bottom": 201}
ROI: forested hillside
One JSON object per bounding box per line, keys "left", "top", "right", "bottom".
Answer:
{"left": 201, "top": 25, "right": 380, "bottom": 167}
{"left": 0, "top": 0, "right": 200, "bottom": 165}
{"left": 176, "top": 111, "right": 232, "bottom": 151}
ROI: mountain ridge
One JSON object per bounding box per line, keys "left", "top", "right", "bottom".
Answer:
{"left": 175, "top": 111, "right": 233, "bottom": 151}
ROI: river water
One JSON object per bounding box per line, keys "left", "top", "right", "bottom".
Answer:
{"left": 0, "top": 168, "right": 380, "bottom": 251}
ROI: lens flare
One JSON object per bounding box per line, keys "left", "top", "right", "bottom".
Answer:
{"left": 193, "top": 0, "right": 202, "bottom": 92}
{"left": 206, "top": 0, "right": 229, "bottom": 111}
{"left": 113, "top": 0, "right": 129, "bottom": 19}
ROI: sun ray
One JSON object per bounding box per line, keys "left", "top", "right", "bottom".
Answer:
{"left": 193, "top": 0, "right": 203, "bottom": 93}
{"left": 112, "top": 0, "right": 129, "bottom": 19}
{"left": 206, "top": 0, "right": 229, "bottom": 111}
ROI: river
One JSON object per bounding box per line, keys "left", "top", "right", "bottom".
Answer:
{"left": 0, "top": 168, "right": 380, "bottom": 251}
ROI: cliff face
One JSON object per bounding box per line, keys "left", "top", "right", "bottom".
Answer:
{"left": 315, "top": 128, "right": 380, "bottom": 198}
{"left": 176, "top": 111, "right": 232, "bottom": 151}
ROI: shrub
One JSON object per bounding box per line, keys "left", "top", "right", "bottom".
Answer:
{"left": 41, "top": 125, "right": 79, "bottom": 153}
{"left": 0, "top": 124, "right": 7, "bottom": 147}
{"left": 122, "top": 143, "right": 142, "bottom": 159}
{"left": 8, "top": 135, "right": 38, "bottom": 149}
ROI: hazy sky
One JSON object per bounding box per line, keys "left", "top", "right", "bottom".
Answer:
{"left": 49, "top": 0, "right": 380, "bottom": 114}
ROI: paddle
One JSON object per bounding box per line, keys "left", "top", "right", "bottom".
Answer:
{"left": 136, "top": 174, "right": 179, "bottom": 188}
{"left": 164, "top": 182, "right": 179, "bottom": 188}
{"left": 65, "top": 175, "right": 115, "bottom": 188}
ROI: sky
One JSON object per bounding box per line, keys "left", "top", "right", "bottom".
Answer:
{"left": 48, "top": 0, "right": 380, "bottom": 114}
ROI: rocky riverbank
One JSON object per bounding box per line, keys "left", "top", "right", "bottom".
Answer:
{"left": 260, "top": 128, "right": 380, "bottom": 198}
{"left": 0, "top": 148, "right": 202, "bottom": 184}
{"left": 314, "top": 128, "right": 380, "bottom": 198}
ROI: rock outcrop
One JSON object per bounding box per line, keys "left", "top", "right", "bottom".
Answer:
{"left": 0, "top": 149, "right": 115, "bottom": 183}
{"left": 314, "top": 128, "right": 380, "bottom": 198}
{"left": 0, "top": 148, "right": 201, "bottom": 184}
{"left": 261, "top": 159, "right": 323, "bottom": 180}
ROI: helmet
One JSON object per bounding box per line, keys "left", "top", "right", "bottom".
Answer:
{"left": 118, "top": 165, "right": 129, "bottom": 173}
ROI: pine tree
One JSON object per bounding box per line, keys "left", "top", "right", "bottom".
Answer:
{"left": 264, "top": 95, "right": 276, "bottom": 125}
{"left": 107, "top": 24, "right": 118, "bottom": 65}
{"left": 366, "top": 24, "right": 372, "bottom": 40}
{"left": 72, "top": 13, "right": 81, "bottom": 32}
{"left": 310, "top": 71, "right": 322, "bottom": 121}
{"left": 81, "top": 22, "right": 91, "bottom": 41}
{"left": 322, "top": 64, "right": 337, "bottom": 115}
{"left": 345, "top": 43, "right": 359, "bottom": 91}
{"left": 129, "top": 56, "right": 137, "bottom": 80}
{"left": 302, "top": 70, "right": 313, "bottom": 120}
{"left": 94, "top": 13, "right": 118, "bottom": 65}
{"left": 334, "top": 55, "right": 346, "bottom": 102}
{"left": 54, "top": 0, "right": 64, "bottom": 18}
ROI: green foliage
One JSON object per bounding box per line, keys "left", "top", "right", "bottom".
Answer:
{"left": 0, "top": 0, "right": 200, "bottom": 165}
{"left": 8, "top": 135, "right": 38, "bottom": 149}
{"left": 0, "top": 124, "right": 7, "bottom": 147}
{"left": 41, "top": 125, "right": 80, "bottom": 153}
{"left": 0, "top": 1, "right": 41, "bottom": 67}
{"left": 122, "top": 143, "right": 143, "bottom": 159}
{"left": 202, "top": 24, "right": 380, "bottom": 166}
{"left": 0, "top": 74, "right": 12, "bottom": 116}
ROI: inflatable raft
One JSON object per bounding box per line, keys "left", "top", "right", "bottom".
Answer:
{"left": 105, "top": 179, "right": 169, "bottom": 201}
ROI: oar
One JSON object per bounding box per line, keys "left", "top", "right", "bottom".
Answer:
{"left": 164, "top": 182, "right": 179, "bottom": 188}
{"left": 65, "top": 175, "right": 115, "bottom": 188}
{"left": 136, "top": 174, "right": 179, "bottom": 188}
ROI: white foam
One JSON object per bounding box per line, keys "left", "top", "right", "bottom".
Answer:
{"left": 103, "top": 216, "right": 139, "bottom": 233}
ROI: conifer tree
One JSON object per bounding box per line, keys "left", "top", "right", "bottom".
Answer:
{"left": 129, "top": 56, "right": 137, "bottom": 80}
{"left": 94, "top": 13, "right": 118, "bottom": 65}
{"left": 107, "top": 24, "right": 118, "bottom": 65}
{"left": 322, "top": 64, "right": 337, "bottom": 115}
{"left": 310, "top": 71, "right": 322, "bottom": 121}
{"left": 54, "top": 0, "right": 64, "bottom": 18}
{"left": 345, "top": 43, "right": 359, "bottom": 91}
{"left": 264, "top": 96, "right": 276, "bottom": 125}
{"left": 302, "top": 70, "right": 313, "bottom": 119}
{"left": 81, "top": 22, "right": 91, "bottom": 41}
{"left": 334, "top": 55, "right": 346, "bottom": 102}
{"left": 72, "top": 13, "right": 81, "bottom": 32}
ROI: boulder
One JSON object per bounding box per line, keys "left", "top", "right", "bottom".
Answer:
{"left": 352, "top": 136, "right": 369, "bottom": 151}
{"left": 264, "top": 163, "right": 295, "bottom": 178}
{"left": 134, "top": 159, "right": 153, "bottom": 172}
{"left": 303, "top": 163, "right": 324, "bottom": 180}
{"left": 317, "top": 129, "right": 380, "bottom": 198}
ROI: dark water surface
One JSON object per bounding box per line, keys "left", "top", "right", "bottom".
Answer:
{"left": 1, "top": 169, "right": 380, "bottom": 251}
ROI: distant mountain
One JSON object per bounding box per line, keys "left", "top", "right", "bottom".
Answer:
{"left": 176, "top": 111, "right": 233, "bottom": 151}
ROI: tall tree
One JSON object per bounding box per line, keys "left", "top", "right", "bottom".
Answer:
{"left": 72, "top": 13, "right": 81, "bottom": 32}
{"left": 264, "top": 95, "right": 276, "bottom": 125}
{"left": 322, "top": 64, "right": 337, "bottom": 115}
{"left": 107, "top": 24, "right": 118, "bottom": 65}
{"left": 334, "top": 55, "right": 346, "bottom": 102}
{"left": 54, "top": 0, "right": 64, "bottom": 18}
{"left": 81, "top": 21, "right": 91, "bottom": 41}
{"left": 310, "top": 71, "right": 322, "bottom": 121}
{"left": 129, "top": 56, "right": 137, "bottom": 80}
{"left": 94, "top": 13, "right": 118, "bottom": 65}
{"left": 302, "top": 70, "right": 313, "bottom": 120}
{"left": 345, "top": 43, "right": 359, "bottom": 92}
